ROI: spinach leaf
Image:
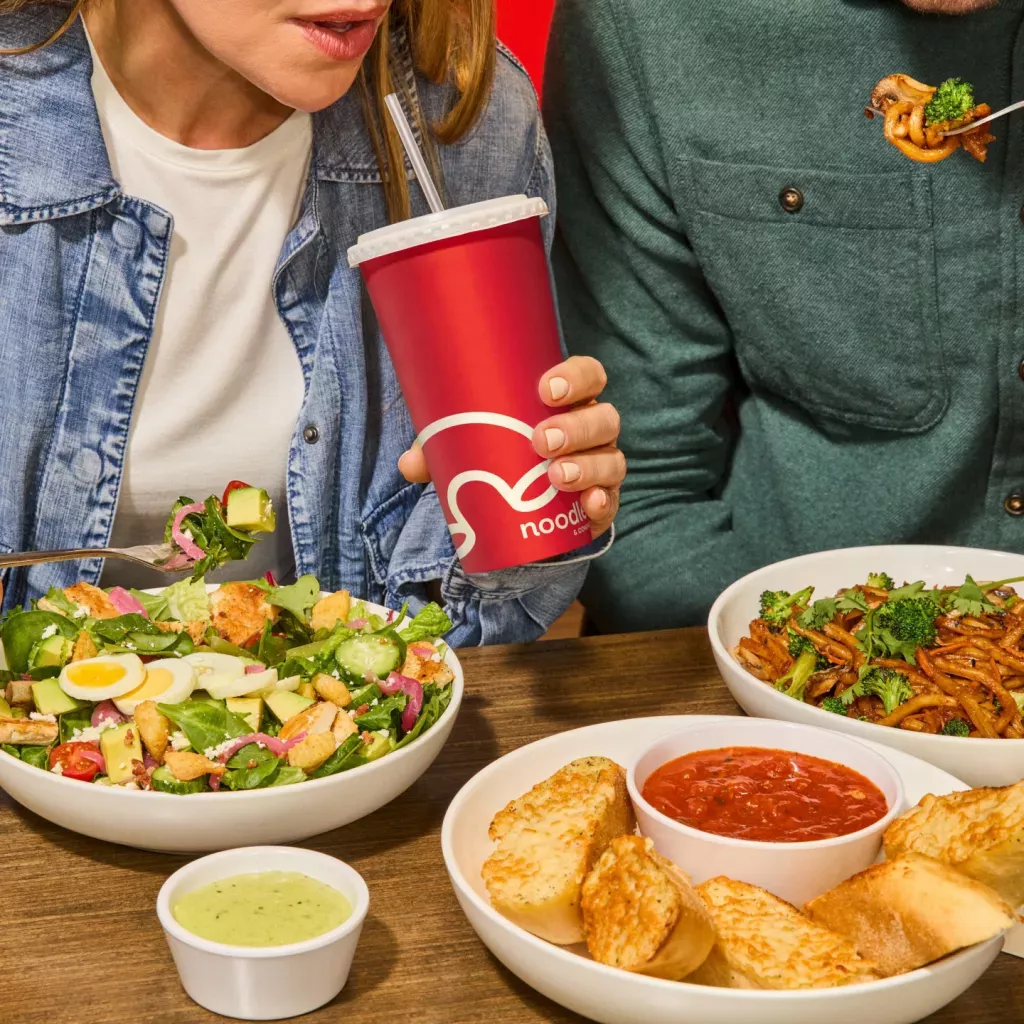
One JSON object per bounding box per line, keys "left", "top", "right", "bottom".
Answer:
{"left": 129, "top": 588, "right": 170, "bottom": 620}
{"left": 399, "top": 602, "right": 453, "bottom": 645}
{"left": 308, "top": 734, "right": 363, "bottom": 779}
{"left": 395, "top": 684, "right": 454, "bottom": 749}
{"left": 91, "top": 614, "right": 156, "bottom": 643}
{"left": 354, "top": 693, "right": 407, "bottom": 732}
{"left": 1, "top": 744, "right": 19, "bottom": 758}
{"left": 267, "top": 765, "right": 306, "bottom": 787}
{"left": 157, "top": 700, "right": 249, "bottom": 754}
{"left": 20, "top": 746, "right": 51, "bottom": 769}
{"left": 59, "top": 707, "right": 94, "bottom": 745}
{"left": 222, "top": 743, "right": 281, "bottom": 791}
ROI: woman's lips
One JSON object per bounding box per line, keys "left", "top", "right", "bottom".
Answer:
{"left": 293, "top": 17, "right": 382, "bottom": 62}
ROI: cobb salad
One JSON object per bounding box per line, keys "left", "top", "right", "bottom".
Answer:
{"left": 0, "top": 572, "right": 454, "bottom": 793}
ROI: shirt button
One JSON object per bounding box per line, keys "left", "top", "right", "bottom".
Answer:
{"left": 1019, "top": 205, "right": 1024, "bottom": 225}
{"left": 779, "top": 186, "right": 804, "bottom": 213}
{"left": 303, "top": 425, "right": 320, "bottom": 445}
{"left": 1005, "top": 494, "right": 1024, "bottom": 516}
{"left": 1018, "top": 357, "right": 1024, "bottom": 382}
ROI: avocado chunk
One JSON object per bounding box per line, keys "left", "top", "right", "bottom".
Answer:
{"left": 100, "top": 722, "right": 143, "bottom": 785}
{"left": 225, "top": 696, "right": 262, "bottom": 733}
{"left": 225, "top": 487, "right": 276, "bottom": 533}
{"left": 151, "top": 765, "right": 207, "bottom": 795}
{"left": 264, "top": 690, "right": 314, "bottom": 723}
{"left": 31, "top": 678, "right": 81, "bottom": 717}
{"left": 28, "top": 635, "right": 73, "bottom": 672}
{"left": 362, "top": 732, "right": 392, "bottom": 763}
{"left": 0, "top": 697, "right": 11, "bottom": 717}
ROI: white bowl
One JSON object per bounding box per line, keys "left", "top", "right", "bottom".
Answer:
{"left": 709, "top": 544, "right": 1024, "bottom": 788}
{"left": 444, "top": 716, "right": 1004, "bottom": 1024}
{"left": 627, "top": 719, "right": 904, "bottom": 907}
{"left": 157, "top": 846, "right": 369, "bottom": 1020}
{"left": 0, "top": 597, "right": 462, "bottom": 852}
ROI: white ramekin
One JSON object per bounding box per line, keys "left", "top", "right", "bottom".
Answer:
{"left": 627, "top": 718, "right": 905, "bottom": 907}
{"left": 156, "top": 845, "right": 369, "bottom": 1020}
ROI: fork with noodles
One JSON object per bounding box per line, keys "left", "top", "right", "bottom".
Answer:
{"left": 868, "top": 75, "right": 995, "bottom": 164}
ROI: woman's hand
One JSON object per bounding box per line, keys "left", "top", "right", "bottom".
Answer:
{"left": 399, "top": 356, "right": 624, "bottom": 540}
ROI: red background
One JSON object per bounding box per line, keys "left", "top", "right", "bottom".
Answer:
{"left": 497, "top": 0, "right": 555, "bottom": 95}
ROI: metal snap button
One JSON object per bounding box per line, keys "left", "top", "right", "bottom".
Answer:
{"left": 303, "top": 425, "right": 320, "bottom": 445}
{"left": 1018, "top": 358, "right": 1024, "bottom": 382}
{"left": 779, "top": 186, "right": 804, "bottom": 213}
{"left": 1005, "top": 494, "right": 1024, "bottom": 516}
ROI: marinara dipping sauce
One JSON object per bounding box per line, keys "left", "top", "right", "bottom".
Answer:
{"left": 641, "top": 746, "right": 889, "bottom": 842}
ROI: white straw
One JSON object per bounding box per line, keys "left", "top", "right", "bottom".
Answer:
{"left": 384, "top": 93, "right": 445, "bottom": 214}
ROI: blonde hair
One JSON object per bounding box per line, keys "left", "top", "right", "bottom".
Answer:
{"left": 0, "top": 0, "right": 496, "bottom": 221}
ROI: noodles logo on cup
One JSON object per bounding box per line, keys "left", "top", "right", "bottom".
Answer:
{"left": 418, "top": 412, "right": 590, "bottom": 573}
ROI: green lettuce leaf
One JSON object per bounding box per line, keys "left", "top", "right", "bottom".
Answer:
{"left": 399, "top": 602, "right": 453, "bottom": 645}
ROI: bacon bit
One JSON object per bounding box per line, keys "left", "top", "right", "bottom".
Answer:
{"left": 124, "top": 728, "right": 135, "bottom": 746}
{"left": 355, "top": 703, "right": 370, "bottom": 717}
{"left": 361, "top": 731, "right": 374, "bottom": 743}
{"left": 131, "top": 759, "right": 152, "bottom": 789}
{"left": 247, "top": 759, "right": 259, "bottom": 769}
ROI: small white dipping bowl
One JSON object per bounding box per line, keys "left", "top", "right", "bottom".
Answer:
{"left": 627, "top": 719, "right": 904, "bottom": 907}
{"left": 156, "top": 846, "right": 369, "bottom": 1021}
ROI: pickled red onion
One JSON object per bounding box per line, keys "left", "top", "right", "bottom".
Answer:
{"left": 264, "top": 570, "right": 278, "bottom": 587}
{"left": 244, "top": 664, "right": 265, "bottom": 675}
{"left": 215, "top": 732, "right": 307, "bottom": 763}
{"left": 108, "top": 587, "right": 148, "bottom": 617}
{"left": 91, "top": 700, "right": 124, "bottom": 730}
{"left": 381, "top": 672, "right": 424, "bottom": 733}
{"left": 347, "top": 619, "right": 367, "bottom": 630}
{"left": 171, "top": 502, "right": 206, "bottom": 561}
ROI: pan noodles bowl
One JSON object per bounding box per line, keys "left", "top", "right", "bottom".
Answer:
{"left": 708, "top": 544, "right": 1024, "bottom": 789}
{"left": 0, "top": 598, "right": 462, "bottom": 854}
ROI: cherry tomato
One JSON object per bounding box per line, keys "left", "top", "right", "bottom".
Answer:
{"left": 49, "top": 741, "right": 105, "bottom": 782}
{"left": 221, "top": 480, "right": 251, "bottom": 506}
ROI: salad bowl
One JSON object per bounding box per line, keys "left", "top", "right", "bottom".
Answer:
{"left": 708, "top": 544, "right": 1024, "bottom": 788}
{"left": 0, "top": 593, "right": 463, "bottom": 853}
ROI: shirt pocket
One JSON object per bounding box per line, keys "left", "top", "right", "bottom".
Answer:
{"left": 360, "top": 483, "right": 421, "bottom": 598}
{"left": 687, "top": 159, "right": 947, "bottom": 434}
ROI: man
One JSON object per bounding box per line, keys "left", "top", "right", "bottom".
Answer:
{"left": 545, "top": 0, "right": 1019, "bottom": 633}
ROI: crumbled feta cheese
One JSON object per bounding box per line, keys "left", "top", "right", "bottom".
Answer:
{"left": 39, "top": 624, "right": 58, "bottom": 640}
{"left": 170, "top": 731, "right": 190, "bottom": 751}
{"left": 29, "top": 712, "right": 57, "bottom": 722}
{"left": 72, "top": 606, "right": 88, "bottom": 619}
{"left": 50, "top": 762, "right": 63, "bottom": 775}
{"left": 71, "top": 720, "right": 118, "bottom": 744}
{"left": 203, "top": 738, "right": 236, "bottom": 761}
{"left": 120, "top": 780, "right": 139, "bottom": 790}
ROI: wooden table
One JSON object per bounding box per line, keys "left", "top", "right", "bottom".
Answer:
{"left": 2, "top": 628, "right": 1022, "bottom": 1024}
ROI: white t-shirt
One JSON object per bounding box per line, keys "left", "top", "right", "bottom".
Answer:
{"left": 87, "top": 33, "right": 310, "bottom": 590}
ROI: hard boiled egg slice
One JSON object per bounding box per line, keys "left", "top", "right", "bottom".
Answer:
{"left": 184, "top": 652, "right": 258, "bottom": 700}
{"left": 59, "top": 654, "right": 146, "bottom": 702}
{"left": 113, "top": 658, "right": 196, "bottom": 715}
{"left": 245, "top": 671, "right": 303, "bottom": 698}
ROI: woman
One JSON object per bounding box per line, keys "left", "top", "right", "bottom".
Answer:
{"left": 0, "top": 0, "right": 624, "bottom": 645}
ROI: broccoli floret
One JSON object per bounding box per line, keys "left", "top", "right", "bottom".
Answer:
{"left": 820, "top": 696, "right": 848, "bottom": 716}
{"left": 786, "top": 630, "right": 829, "bottom": 670}
{"left": 875, "top": 597, "right": 940, "bottom": 661}
{"left": 759, "top": 587, "right": 814, "bottom": 630}
{"left": 774, "top": 649, "right": 819, "bottom": 702}
{"left": 924, "top": 78, "right": 975, "bottom": 126}
{"left": 941, "top": 718, "right": 971, "bottom": 737}
{"left": 858, "top": 667, "right": 914, "bottom": 716}
{"left": 866, "top": 571, "right": 895, "bottom": 590}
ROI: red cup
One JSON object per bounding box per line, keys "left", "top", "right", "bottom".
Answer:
{"left": 348, "top": 196, "right": 591, "bottom": 574}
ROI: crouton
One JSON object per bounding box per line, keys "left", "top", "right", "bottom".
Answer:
{"left": 806, "top": 853, "right": 1015, "bottom": 977}
{"left": 311, "top": 590, "right": 351, "bottom": 632}
{"left": 133, "top": 701, "right": 171, "bottom": 764}
{"left": 5, "top": 680, "right": 33, "bottom": 707}
{"left": 0, "top": 716, "right": 58, "bottom": 746}
{"left": 400, "top": 645, "right": 455, "bottom": 687}
{"left": 63, "top": 582, "right": 119, "bottom": 620}
{"left": 208, "top": 582, "right": 278, "bottom": 646}
{"left": 279, "top": 701, "right": 338, "bottom": 742}
{"left": 312, "top": 673, "right": 351, "bottom": 707}
{"left": 70, "top": 631, "right": 98, "bottom": 663}
{"left": 688, "top": 877, "right": 880, "bottom": 989}
{"left": 333, "top": 710, "right": 358, "bottom": 744}
{"left": 884, "top": 781, "right": 1024, "bottom": 908}
{"left": 287, "top": 732, "right": 337, "bottom": 773}
{"left": 482, "top": 756, "right": 634, "bottom": 945}
{"left": 164, "top": 750, "right": 226, "bottom": 781}
{"left": 581, "top": 835, "right": 714, "bottom": 980}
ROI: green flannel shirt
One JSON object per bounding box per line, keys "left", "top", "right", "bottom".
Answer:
{"left": 545, "top": 0, "right": 1024, "bottom": 632}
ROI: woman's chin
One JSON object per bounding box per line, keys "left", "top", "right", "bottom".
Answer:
{"left": 255, "top": 67, "right": 362, "bottom": 114}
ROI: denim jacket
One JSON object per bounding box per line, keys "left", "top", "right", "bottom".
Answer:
{"left": 0, "top": 10, "right": 607, "bottom": 645}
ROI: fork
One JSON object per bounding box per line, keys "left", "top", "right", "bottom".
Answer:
{"left": 865, "top": 98, "right": 1024, "bottom": 136}
{"left": 0, "top": 543, "right": 192, "bottom": 573}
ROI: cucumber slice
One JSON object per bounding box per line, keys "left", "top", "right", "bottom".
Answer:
{"left": 333, "top": 635, "right": 401, "bottom": 684}
{"left": 151, "top": 765, "right": 208, "bottom": 795}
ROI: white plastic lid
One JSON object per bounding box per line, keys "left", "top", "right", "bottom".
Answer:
{"left": 347, "top": 194, "right": 548, "bottom": 267}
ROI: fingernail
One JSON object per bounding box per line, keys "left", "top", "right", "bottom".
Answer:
{"left": 591, "top": 488, "right": 608, "bottom": 509}
{"left": 561, "top": 462, "right": 581, "bottom": 484}
{"left": 544, "top": 427, "right": 566, "bottom": 452}
{"left": 549, "top": 376, "right": 570, "bottom": 401}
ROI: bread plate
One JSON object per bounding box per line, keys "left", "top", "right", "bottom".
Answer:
{"left": 442, "top": 715, "right": 1003, "bottom": 1024}
{"left": 0, "top": 594, "right": 462, "bottom": 853}
{"left": 708, "top": 545, "right": 1024, "bottom": 788}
